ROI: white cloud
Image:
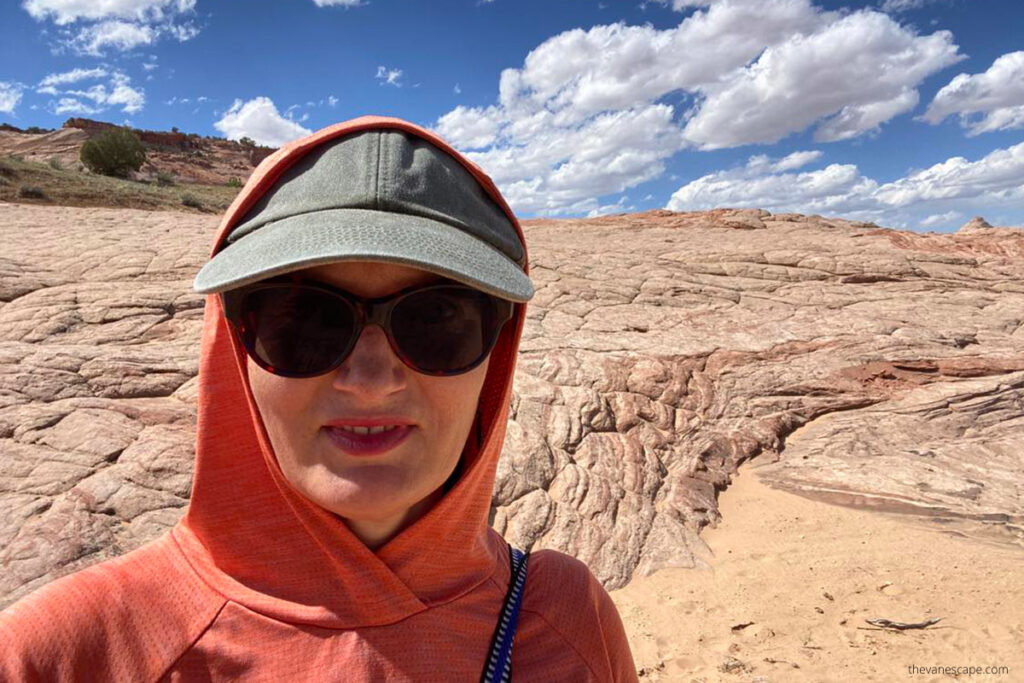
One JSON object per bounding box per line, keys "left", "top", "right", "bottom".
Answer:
{"left": 453, "top": 83, "right": 461, "bottom": 95}
{"left": 879, "top": 0, "right": 930, "bottom": 12}
{"left": 683, "top": 10, "right": 962, "bottom": 148}
{"left": 22, "top": 0, "right": 196, "bottom": 24}
{"left": 327, "top": 95, "right": 338, "bottom": 107}
{"left": 22, "top": 0, "right": 199, "bottom": 55}
{"left": 166, "top": 21, "right": 199, "bottom": 41}
{"left": 39, "top": 70, "right": 144, "bottom": 114}
{"left": 436, "top": 105, "right": 501, "bottom": 149}
{"left": 667, "top": 152, "right": 879, "bottom": 216}
{"left": 462, "top": 104, "right": 685, "bottom": 216}
{"left": 586, "top": 195, "right": 634, "bottom": 218}
{"left": 67, "top": 19, "right": 155, "bottom": 54}
{"left": 919, "top": 210, "right": 962, "bottom": 228}
{"left": 375, "top": 66, "right": 403, "bottom": 87}
{"left": 38, "top": 67, "right": 108, "bottom": 87}
{"left": 311, "top": 0, "right": 365, "bottom": 6}
{"left": 433, "top": 0, "right": 963, "bottom": 216}
{"left": 923, "top": 51, "right": 1024, "bottom": 136}
{"left": 213, "top": 96, "right": 312, "bottom": 147}
{"left": 0, "top": 82, "right": 26, "bottom": 114}
{"left": 746, "top": 149, "right": 824, "bottom": 173}
{"left": 873, "top": 143, "right": 1024, "bottom": 207}
{"left": 105, "top": 72, "right": 145, "bottom": 112}
{"left": 648, "top": 0, "right": 713, "bottom": 9}
{"left": 666, "top": 143, "right": 1024, "bottom": 227}
{"left": 52, "top": 97, "right": 103, "bottom": 115}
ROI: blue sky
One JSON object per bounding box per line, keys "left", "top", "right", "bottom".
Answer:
{"left": 2, "top": 0, "right": 1023, "bottom": 231}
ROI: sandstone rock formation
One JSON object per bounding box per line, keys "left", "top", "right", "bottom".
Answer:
{"left": 1, "top": 203, "right": 1022, "bottom": 609}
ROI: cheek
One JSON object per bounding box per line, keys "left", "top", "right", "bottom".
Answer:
{"left": 247, "top": 359, "right": 317, "bottom": 452}
{"left": 423, "top": 360, "right": 489, "bottom": 440}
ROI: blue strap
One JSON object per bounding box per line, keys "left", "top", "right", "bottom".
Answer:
{"left": 481, "top": 543, "right": 529, "bottom": 683}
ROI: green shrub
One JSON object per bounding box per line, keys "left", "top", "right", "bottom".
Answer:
{"left": 181, "top": 193, "right": 202, "bottom": 209}
{"left": 226, "top": 176, "right": 242, "bottom": 188}
{"left": 156, "top": 170, "right": 175, "bottom": 187}
{"left": 48, "top": 156, "right": 62, "bottom": 170}
{"left": 238, "top": 136, "right": 255, "bottom": 147}
{"left": 0, "top": 158, "right": 15, "bottom": 178}
{"left": 79, "top": 127, "right": 147, "bottom": 178}
{"left": 18, "top": 185, "right": 47, "bottom": 199}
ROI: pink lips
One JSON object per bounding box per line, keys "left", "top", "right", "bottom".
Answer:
{"left": 324, "top": 424, "right": 414, "bottom": 456}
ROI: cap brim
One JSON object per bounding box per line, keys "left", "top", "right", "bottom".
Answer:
{"left": 193, "top": 208, "right": 534, "bottom": 302}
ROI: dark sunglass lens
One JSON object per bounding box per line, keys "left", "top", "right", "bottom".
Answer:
{"left": 242, "top": 287, "right": 356, "bottom": 375}
{"left": 392, "top": 287, "right": 499, "bottom": 373}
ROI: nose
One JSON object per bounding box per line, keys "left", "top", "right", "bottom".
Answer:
{"left": 331, "top": 323, "right": 408, "bottom": 396}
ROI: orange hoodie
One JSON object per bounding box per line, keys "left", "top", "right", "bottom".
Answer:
{"left": 0, "top": 116, "right": 638, "bottom": 682}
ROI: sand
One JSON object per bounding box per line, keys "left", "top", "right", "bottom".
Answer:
{"left": 609, "top": 465, "right": 1024, "bottom": 682}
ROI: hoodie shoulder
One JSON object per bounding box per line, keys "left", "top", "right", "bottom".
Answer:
{"left": 518, "top": 548, "right": 639, "bottom": 682}
{"left": 0, "top": 531, "right": 226, "bottom": 682}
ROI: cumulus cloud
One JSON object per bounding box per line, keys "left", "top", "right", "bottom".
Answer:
{"left": 214, "top": 96, "right": 312, "bottom": 147}
{"left": 666, "top": 143, "right": 1024, "bottom": 228}
{"left": 37, "top": 69, "right": 145, "bottom": 114}
{"left": 0, "top": 82, "right": 26, "bottom": 114}
{"left": 923, "top": 51, "right": 1024, "bottom": 136}
{"left": 22, "top": 0, "right": 199, "bottom": 55}
{"left": 873, "top": 143, "right": 1024, "bottom": 207}
{"left": 683, "top": 10, "right": 962, "bottom": 147}
{"left": 434, "top": 0, "right": 964, "bottom": 216}
{"left": 667, "top": 152, "right": 879, "bottom": 216}
{"left": 311, "top": 0, "right": 365, "bottom": 5}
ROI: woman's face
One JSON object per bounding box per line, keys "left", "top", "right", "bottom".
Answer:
{"left": 246, "top": 261, "right": 491, "bottom": 549}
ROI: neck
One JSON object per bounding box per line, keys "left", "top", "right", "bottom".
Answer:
{"left": 343, "top": 487, "right": 445, "bottom": 550}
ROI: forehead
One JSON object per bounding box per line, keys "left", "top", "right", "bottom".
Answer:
{"left": 298, "top": 260, "right": 448, "bottom": 297}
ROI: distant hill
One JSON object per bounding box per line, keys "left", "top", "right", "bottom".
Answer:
{"left": 0, "top": 118, "right": 274, "bottom": 186}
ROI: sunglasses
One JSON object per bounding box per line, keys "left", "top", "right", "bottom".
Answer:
{"left": 221, "top": 275, "right": 514, "bottom": 378}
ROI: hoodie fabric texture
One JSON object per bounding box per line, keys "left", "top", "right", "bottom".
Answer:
{"left": 0, "top": 116, "right": 638, "bottom": 682}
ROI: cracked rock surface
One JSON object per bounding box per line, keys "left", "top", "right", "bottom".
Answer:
{"left": 2, "top": 204, "right": 1022, "bottom": 608}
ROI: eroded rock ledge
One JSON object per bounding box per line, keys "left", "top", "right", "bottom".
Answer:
{"left": 1, "top": 204, "right": 1021, "bottom": 606}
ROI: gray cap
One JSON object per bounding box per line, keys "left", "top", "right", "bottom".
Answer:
{"left": 192, "top": 128, "right": 534, "bottom": 302}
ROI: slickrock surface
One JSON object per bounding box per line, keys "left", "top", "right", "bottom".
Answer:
{"left": 2, "top": 203, "right": 1022, "bottom": 609}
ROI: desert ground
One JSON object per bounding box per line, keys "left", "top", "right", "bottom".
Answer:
{"left": 611, "top": 466, "right": 1023, "bottom": 681}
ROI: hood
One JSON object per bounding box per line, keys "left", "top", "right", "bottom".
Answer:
{"left": 171, "top": 116, "right": 529, "bottom": 629}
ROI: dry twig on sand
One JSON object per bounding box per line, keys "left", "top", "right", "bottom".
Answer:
{"left": 864, "top": 617, "right": 943, "bottom": 631}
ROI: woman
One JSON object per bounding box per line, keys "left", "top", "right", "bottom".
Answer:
{"left": 0, "top": 116, "right": 637, "bottom": 681}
